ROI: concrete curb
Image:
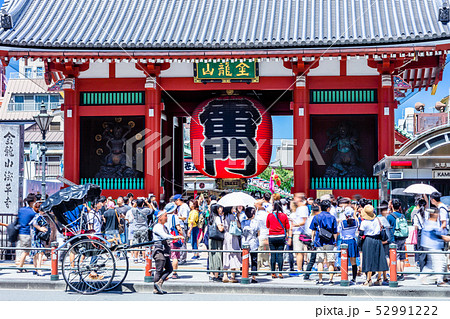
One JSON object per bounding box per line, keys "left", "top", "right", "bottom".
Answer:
{"left": 1, "top": 279, "right": 450, "bottom": 297}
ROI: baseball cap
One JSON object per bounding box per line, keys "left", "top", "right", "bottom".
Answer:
{"left": 173, "top": 194, "right": 182, "bottom": 201}
{"left": 156, "top": 210, "right": 167, "bottom": 218}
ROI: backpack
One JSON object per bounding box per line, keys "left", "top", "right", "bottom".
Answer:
{"left": 439, "top": 205, "right": 450, "bottom": 230}
{"left": 148, "top": 220, "right": 158, "bottom": 242}
{"left": 391, "top": 213, "right": 409, "bottom": 238}
{"left": 7, "top": 218, "right": 20, "bottom": 243}
{"left": 198, "top": 212, "right": 205, "bottom": 229}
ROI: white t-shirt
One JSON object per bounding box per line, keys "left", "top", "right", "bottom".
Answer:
{"left": 438, "top": 203, "right": 449, "bottom": 229}
{"left": 290, "top": 206, "right": 309, "bottom": 235}
{"left": 177, "top": 203, "right": 190, "bottom": 228}
{"left": 330, "top": 205, "right": 337, "bottom": 219}
{"left": 88, "top": 210, "right": 102, "bottom": 233}
{"left": 263, "top": 202, "right": 273, "bottom": 213}
{"left": 255, "top": 209, "right": 269, "bottom": 240}
{"left": 359, "top": 218, "right": 381, "bottom": 236}
{"left": 166, "top": 213, "right": 181, "bottom": 232}
{"left": 413, "top": 213, "right": 425, "bottom": 230}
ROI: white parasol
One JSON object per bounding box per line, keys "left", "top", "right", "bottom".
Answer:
{"left": 217, "top": 192, "right": 256, "bottom": 207}
{"left": 403, "top": 183, "right": 438, "bottom": 195}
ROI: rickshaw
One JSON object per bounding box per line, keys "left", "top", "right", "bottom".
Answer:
{"left": 41, "top": 184, "right": 155, "bottom": 294}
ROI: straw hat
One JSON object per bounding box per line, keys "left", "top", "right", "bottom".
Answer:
{"left": 361, "top": 205, "right": 376, "bottom": 220}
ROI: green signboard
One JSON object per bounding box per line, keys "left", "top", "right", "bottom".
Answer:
{"left": 194, "top": 60, "right": 259, "bottom": 83}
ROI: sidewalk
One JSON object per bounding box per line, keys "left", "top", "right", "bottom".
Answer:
{"left": 1, "top": 250, "right": 449, "bottom": 298}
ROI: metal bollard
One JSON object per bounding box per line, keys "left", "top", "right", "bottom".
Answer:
{"left": 389, "top": 243, "right": 398, "bottom": 288}
{"left": 340, "top": 243, "right": 349, "bottom": 286}
{"left": 241, "top": 244, "right": 250, "bottom": 284}
{"left": 50, "top": 241, "right": 59, "bottom": 281}
{"left": 144, "top": 246, "right": 153, "bottom": 283}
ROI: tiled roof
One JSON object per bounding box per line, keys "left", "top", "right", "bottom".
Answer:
{"left": 0, "top": 0, "right": 449, "bottom": 50}
{"left": 25, "top": 129, "right": 64, "bottom": 143}
{"left": 0, "top": 78, "right": 48, "bottom": 121}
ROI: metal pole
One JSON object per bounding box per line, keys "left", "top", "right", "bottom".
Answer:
{"left": 41, "top": 130, "right": 47, "bottom": 199}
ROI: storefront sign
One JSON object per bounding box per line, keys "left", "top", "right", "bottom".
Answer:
{"left": 190, "top": 96, "right": 272, "bottom": 179}
{"left": 433, "top": 170, "right": 450, "bottom": 179}
{"left": 194, "top": 61, "right": 259, "bottom": 83}
{"left": 216, "top": 178, "right": 248, "bottom": 190}
{"left": 0, "top": 125, "right": 24, "bottom": 214}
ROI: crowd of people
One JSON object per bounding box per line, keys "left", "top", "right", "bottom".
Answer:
{"left": 11, "top": 189, "right": 450, "bottom": 291}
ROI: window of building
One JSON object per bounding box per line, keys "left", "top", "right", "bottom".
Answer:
{"left": 8, "top": 94, "right": 61, "bottom": 111}
{"left": 24, "top": 67, "right": 32, "bottom": 78}
{"left": 49, "top": 122, "right": 60, "bottom": 131}
{"left": 36, "top": 67, "right": 44, "bottom": 78}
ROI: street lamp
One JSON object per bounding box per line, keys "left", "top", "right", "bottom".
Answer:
{"left": 33, "top": 102, "right": 54, "bottom": 199}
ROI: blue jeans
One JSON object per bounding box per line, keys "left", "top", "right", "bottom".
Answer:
{"left": 190, "top": 226, "right": 199, "bottom": 250}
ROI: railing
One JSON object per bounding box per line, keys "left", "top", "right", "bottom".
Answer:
{"left": 7, "top": 102, "right": 60, "bottom": 112}
{"left": 0, "top": 214, "right": 16, "bottom": 260}
{"left": 311, "top": 177, "right": 378, "bottom": 190}
{"left": 81, "top": 178, "right": 144, "bottom": 190}
{"left": 0, "top": 244, "right": 445, "bottom": 288}
{"left": 9, "top": 72, "right": 44, "bottom": 79}
{"left": 35, "top": 162, "right": 61, "bottom": 179}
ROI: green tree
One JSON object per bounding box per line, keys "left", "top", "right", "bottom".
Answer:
{"left": 257, "top": 165, "right": 293, "bottom": 193}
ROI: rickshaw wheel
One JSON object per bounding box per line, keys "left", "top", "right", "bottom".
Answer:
{"left": 105, "top": 248, "right": 129, "bottom": 291}
{"left": 61, "top": 239, "right": 115, "bottom": 294}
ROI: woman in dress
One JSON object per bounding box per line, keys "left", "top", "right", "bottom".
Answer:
{"left": 188, "top": 199, "right": 200, "bottom": 259}
{"left": 222, "top": 207, "right": 242, "bottom": 283}
{"left": 208, "top": 204, "right": 224, "bottom": 282}
{"left": 359, "top": 205, "right": 389, "bottom": 286}
{"left": 337, "top": 208, "right": 359, "bottom": 284}
{"left": 30, "top": 202, "right": 49, "bottom": 276}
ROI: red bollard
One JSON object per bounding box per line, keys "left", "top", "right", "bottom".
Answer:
{"left": 50, "top": 241, "right": 59, "bottom": 281}
{"left": 144, "top": 246, "right": 153, "bottom": 283}
{"left": 389, "top": 243, "right": 398, "bottom": 287}
{"left": 340, "top": 243, "right": 349, "bottom": 286}
{"left": 241, "top": 244, "right": 250, "bottom": 284}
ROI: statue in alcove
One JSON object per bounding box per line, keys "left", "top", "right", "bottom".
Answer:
{"left": 95, "top": 121, "right": 137, "bottom": 178}
{"left": 322, "top": 122, "right": 366, "bottom": 177}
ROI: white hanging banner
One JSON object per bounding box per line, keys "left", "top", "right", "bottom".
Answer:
{"left": 0, "top": 124, "right": 24, "bottom": 214}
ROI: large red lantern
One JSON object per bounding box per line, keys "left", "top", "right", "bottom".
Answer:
{"left": 190, "top": 96, "right": 272, "bottom": 179}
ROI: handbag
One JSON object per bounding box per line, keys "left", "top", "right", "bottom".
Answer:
{"left": 377, "top": 218, "right": 388, "bottom": 242}
{"left": 298, "top": 234, "right": 312, "bottom": 243}
{"left": 170, "top": 215, "right": 183, "bottom": 247}
{"left": 115, "top": 209, "right": 124, "bottom": 234}
{"left": 318, "top": 226, "right": 333, "bottom": 241}
{"left": 410, "top": 228, "right": 418, "bottom": 245}
{"left": 37, "top": 230, "right": 51, "bottom": 243}
{"left": 229, "top": 220, "right": 242, "bottom": 236}
{"left": 209, "top": 216, "right": 224, "bottom": 241}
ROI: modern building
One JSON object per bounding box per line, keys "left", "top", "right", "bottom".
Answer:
{"left": 0, "top": 58, "right": 64, "bottom": 185}
{"left": 270, "top": 140, "right": 294, "bottom": 170}
{"left": 0, "top": 0, "right": 449, "bottom": 202}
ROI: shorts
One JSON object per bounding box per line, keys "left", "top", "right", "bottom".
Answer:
{"left": 316, "top": 245, "right": 336, "bottom": 263}
{"left": 170, "top": 242, "right": 181, "bottom": 260}
{"left": 18, "top": 234, "right": 31, "bottom": 248}
{"left": 395, "top": 238, "right": 407, "bottom": 261}
{"left": 293, "top": 235, "right": 308, "bottom": 252}
{"left": 133, "top": 229, "right": 148, "bottom": 244}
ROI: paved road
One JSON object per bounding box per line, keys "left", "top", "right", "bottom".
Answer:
{"left": 0, "top": 289, "right": 448, "bottom": 301}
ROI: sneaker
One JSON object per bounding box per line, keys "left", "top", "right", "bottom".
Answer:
{"left": 437, "top": 282, "right": 448, "bottom": 287}
{"left": 382, "top": 280, "right": 389, "bottom": 286}
{"left": 278, "top": 274, "right": 284, "bottom": 279}
{"left": 316, "top": 280, "right": 324, "bottom": 285}
{"left": 172, "top": 273, "right": 180, "bottom": 279}
{"left": 397, "top": 275, "right": 405, "bottom": 281}
{"left": 328, "top": 280, "right": 334, "bottom": 285}
{"left": 251, "top": 278, "right": 258, "bottom": 284}
{"left": 179, "top": 260, "right": 187, "bottom": 265}
{"left": 350, "top": 279, "right": 356, "bottom": 285}
{"left": 212, "top": 277, "right": 222, "bottom": 282}
{"left": 271, "top": 274, "right": 277, "bottom": 279}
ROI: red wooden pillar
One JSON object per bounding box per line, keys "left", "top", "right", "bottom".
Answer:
{"left": 144, "top": 76, "right": 162, "bottom": 202}
{"left": 378, "top": 74, "right": 395, "bottom": 159}
{"left": 162, "top": 114, "right": 174, "bottom": 201}
{"left": 293, "top": 75, "right": 310, "bottom": 195}
{"left": 62, "top": 77, "right": 80, "bottom": 184}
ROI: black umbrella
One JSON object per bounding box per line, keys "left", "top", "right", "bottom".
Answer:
{"left": 41, "top": 184, "right": 101, "bottom": 226}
